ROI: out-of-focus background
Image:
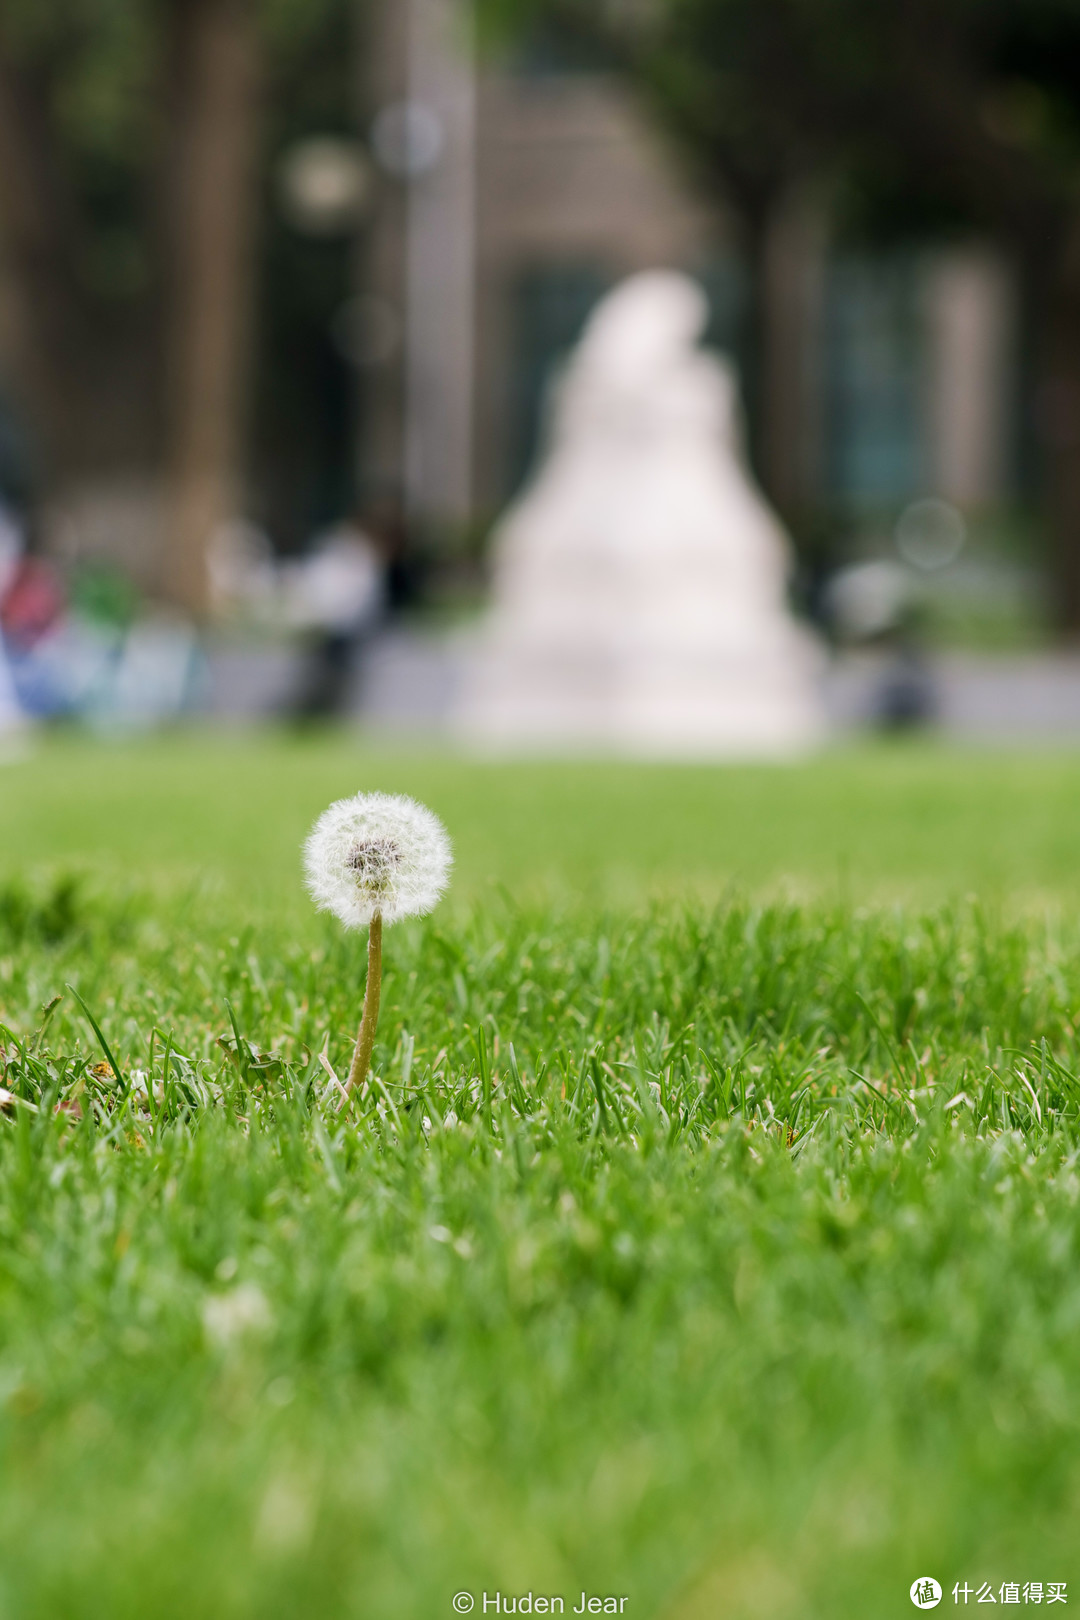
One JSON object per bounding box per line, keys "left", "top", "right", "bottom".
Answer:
{"left": 7, "top": 16, "right": 1080, "bottom": 1612}
{"left": 1, "top": 0, "right": 1080, "bottom": 745}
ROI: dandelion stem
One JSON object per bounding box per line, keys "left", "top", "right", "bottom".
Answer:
{"left": 347, "top": 910, "right": 383, "bottom": 1095}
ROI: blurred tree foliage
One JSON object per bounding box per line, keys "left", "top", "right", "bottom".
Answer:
{"left": 0, "top": 0, "right": 352, "bottom": 606}
{"left": 480, "top": 0, "right": 1080, "bottom": 629}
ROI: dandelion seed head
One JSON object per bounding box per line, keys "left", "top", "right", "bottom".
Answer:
{"left": 303, "top": 791, "right": 452, "bottom": 928}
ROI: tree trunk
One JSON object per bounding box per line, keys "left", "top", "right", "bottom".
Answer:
{"left": 1040, "top": 255, "right": 1080, "bottom": 635}
{"left": 161, "top": 0, "right": 261, "bottom": 616}
{"left": 0, "top": 45, "right": 97, "bottom": 483}
{"left": 739, "top": 184, "right": 816, "bottom": 520}
{"left": 358, "top": 0, "right": 409, "bottom": 509}
{"left": 756, "top": 181, "right": 826, "bottom": 525}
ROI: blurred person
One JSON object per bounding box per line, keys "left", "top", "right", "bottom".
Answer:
{"left": 3, "top": 556, "right": 122, "bottom": 722}
{"left": 0, "top": 636, "right": 18, "bottom": 735}
{"left": 0, "top": 499, "right": 21, "bottom": 589}
{"left": 0, "top": 545, "right": 199, "bottom": 729}
{"left": 0, "top": 538, "right": 69, "bottom": 718}
{"left": 825, "top": 559, "right": 936, "bottom": 730}
{"left": 65, "top": 561, "right": 201, "bottom": 731}
{"left": 207, "top": 520, "right": 279, "bottom": 623}
{"left": 70, "top": 560, "right": 140, "bottom": 637}
{"left": 0, "top": 548, "right": 64, "bottom": 657}
{"left": 283, "top": 518, "right": 386, "bottom": 718}
{"left": 361, "top": 493, "right": 425, "bottom": 615}
{"left": 0, "top": 498, "right": 25, "bottom": 733}
{"left": 3, "top": 551, "right": 143, "bottom": 723}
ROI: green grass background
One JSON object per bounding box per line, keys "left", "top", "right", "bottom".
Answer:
{"left": 2, "top": 733, "right": 1080, "bottom": 1619}
{"left": 5, "top": 731, "right": 1080, "bottom": 902}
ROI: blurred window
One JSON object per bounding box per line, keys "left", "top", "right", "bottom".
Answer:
{"left": 699, "top": 259, "right": 750, "bottom": 362}
{"left": 508, "top": 25, "right": 614, "bottom": 80}
{"left": 824, "top": 254, "right": 925, "bottom": 505}
{"left": 509, "top": 265, "right": 610, "bottom": 492}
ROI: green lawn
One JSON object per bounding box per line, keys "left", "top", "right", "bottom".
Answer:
{"left": 5, "top": 729, "right": 1080, "bottom": 903}
{"left": 2, "top": 733, "right": 1080, "bottom": 1618}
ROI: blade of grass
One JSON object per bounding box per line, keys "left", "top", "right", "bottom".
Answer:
{"left": 66, "top": 985, "right": 127, "bottom": 1097}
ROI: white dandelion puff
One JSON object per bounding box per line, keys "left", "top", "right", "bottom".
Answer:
{"left": 303, "top": 791, "right": 452, "bottom": 929}
{"left": 303, "top": 791, "right": 452, "bottom": 1097}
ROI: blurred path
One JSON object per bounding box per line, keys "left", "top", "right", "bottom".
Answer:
{"left": 203, "top": 628, "right": 1080, "bottom": 743}
{"left": 826, "top": 651, "right": 1080, "bottom": 740}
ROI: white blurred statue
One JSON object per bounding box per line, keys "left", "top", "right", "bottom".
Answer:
{"left": 457, "top": 270, "right": 824, "bottom": 755}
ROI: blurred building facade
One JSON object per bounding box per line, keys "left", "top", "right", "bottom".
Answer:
{"left": 0, "top": 0, "right": 1023, "bottom": 597}
{"left": 361, "top": 0, "right": 725, "bottom": 533}
{"left": 358, "top": 0, "right": 1020, "bottom": 547}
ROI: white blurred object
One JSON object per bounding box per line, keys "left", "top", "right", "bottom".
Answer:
{"left": 457, "top": 270, "right": 825, "bottom": 756}
{"left": 278, "top": 137, "right": 372, "bottom": 236}
{"left": 283, "top": 526, "right": 384, "bottom": 635}
{"left": 826, "top": 560, "right": 913, "bottom": 642}
{"left": 208, "top": 520, "right": 278, "bottom": 620}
